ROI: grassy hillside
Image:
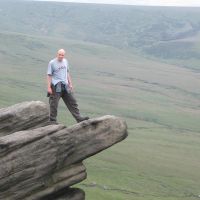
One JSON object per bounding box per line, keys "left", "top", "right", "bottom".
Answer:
{"left": 1, "top": 1, "right": 200, "bottom": 71}
{"left": 0, "top": 30, "right": 200, "bottom": 200}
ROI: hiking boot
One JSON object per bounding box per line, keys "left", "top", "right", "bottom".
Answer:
{"left": 46, "top": 120, "right": 59, "bottom": 125}
{"left": 77, "top": 116, "right": 89, "bottom": 123}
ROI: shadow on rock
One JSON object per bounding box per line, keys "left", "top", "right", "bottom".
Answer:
{"left": 41, "top": 188, "right": 85, "bottom": 200}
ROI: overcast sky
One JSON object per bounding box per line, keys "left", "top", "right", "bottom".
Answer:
{"left": 35, "top": 0, "right": 200, "bottom": 7}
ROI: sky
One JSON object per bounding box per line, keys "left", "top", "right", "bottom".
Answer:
{"left": 35, "top": 0, "right": 200, "bottom": 7}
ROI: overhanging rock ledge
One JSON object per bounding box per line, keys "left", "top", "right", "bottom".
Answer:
{"left": 0, "top": 101, "right": 128, "bottom": 200}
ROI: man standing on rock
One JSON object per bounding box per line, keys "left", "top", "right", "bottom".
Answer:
{"left": 47, "top": 49, "right": 89, "bottom": 123}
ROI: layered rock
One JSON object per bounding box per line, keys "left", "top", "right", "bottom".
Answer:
{"left": 0, "top": 101, "right": 49, "bottom": 137}
{"left": 0, "top": 101, "right": 128, "bottom": 200}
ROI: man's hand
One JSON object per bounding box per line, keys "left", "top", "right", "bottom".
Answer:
{"left": 47, "top": 75, "right": 53, "bottom": 95}
{"left": 67, "top": 74, "right": 73, "bottom": 92}
{"left": 47, "top": 87, "right": 53, "bottom": 94}
{"left": 69, "top": 84, "right": 73, "bottom": 91}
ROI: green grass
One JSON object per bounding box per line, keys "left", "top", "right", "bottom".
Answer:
{"left": 79, "top": 126, "right": 200, "bottom": 200}
{"left": 0, "top": 30, "right": 200, "bottom": 200}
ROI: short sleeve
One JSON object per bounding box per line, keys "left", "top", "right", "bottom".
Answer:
{"left": 47, "top": 61, "right": 53, "bottom": 75}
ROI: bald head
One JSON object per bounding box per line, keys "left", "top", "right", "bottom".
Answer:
{"left": 57, "top": 49, "right": 66, "bottom": 62}
{"left": 58, "top": 49, "right": 66, "bottom": 54}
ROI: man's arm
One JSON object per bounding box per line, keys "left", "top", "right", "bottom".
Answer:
{"left": 67, "top": 73, "right": 73, "bottom": 90}
{"left": 47, "top": 75, "right": 53, "bottom": 94}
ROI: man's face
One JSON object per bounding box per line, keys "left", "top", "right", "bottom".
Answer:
{"left": 57, "top": 51, "right": 65, "bottom": 62}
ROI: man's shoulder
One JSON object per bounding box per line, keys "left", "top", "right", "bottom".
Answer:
{"left": 49, "top": 58, "right": 56, "bottom": 64}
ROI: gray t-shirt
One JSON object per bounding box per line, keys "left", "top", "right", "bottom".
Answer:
{"left": 47, "top": 58, "right": 69, "bottom": 86}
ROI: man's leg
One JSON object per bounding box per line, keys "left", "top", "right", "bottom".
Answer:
{"left": 62, "top": 91, "right": 88, "bottom": 122}
{"left": 49, "top": 92, "right": 61, "bottom": 122}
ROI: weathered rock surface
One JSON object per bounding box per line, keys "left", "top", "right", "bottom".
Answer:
{"left": 0, "top": 101, "right": 128, "bottom": 200}
{"left": 0, "top": 101, "right": 49, "bottom": 137}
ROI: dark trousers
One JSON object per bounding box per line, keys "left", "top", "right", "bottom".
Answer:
{"left": 49, "top": 85, "right": 81, "bottom": 122}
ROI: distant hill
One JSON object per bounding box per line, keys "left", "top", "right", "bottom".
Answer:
{"left": 0, "top": 1, "right": 200, "bottom": 70}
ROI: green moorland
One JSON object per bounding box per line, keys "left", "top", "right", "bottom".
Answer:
{"left": 0, "top": 31, "right": 200, "bottom": 200}
{"left": 0, "top": 1, "right": 200, "bottom": 200}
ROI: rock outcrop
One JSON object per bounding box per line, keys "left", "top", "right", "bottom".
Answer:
{"left": 0, "top": 101, "right": 128, "bottom": 200}
{"left": 0, "top": 101, "right": 49, "bottom": 137}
